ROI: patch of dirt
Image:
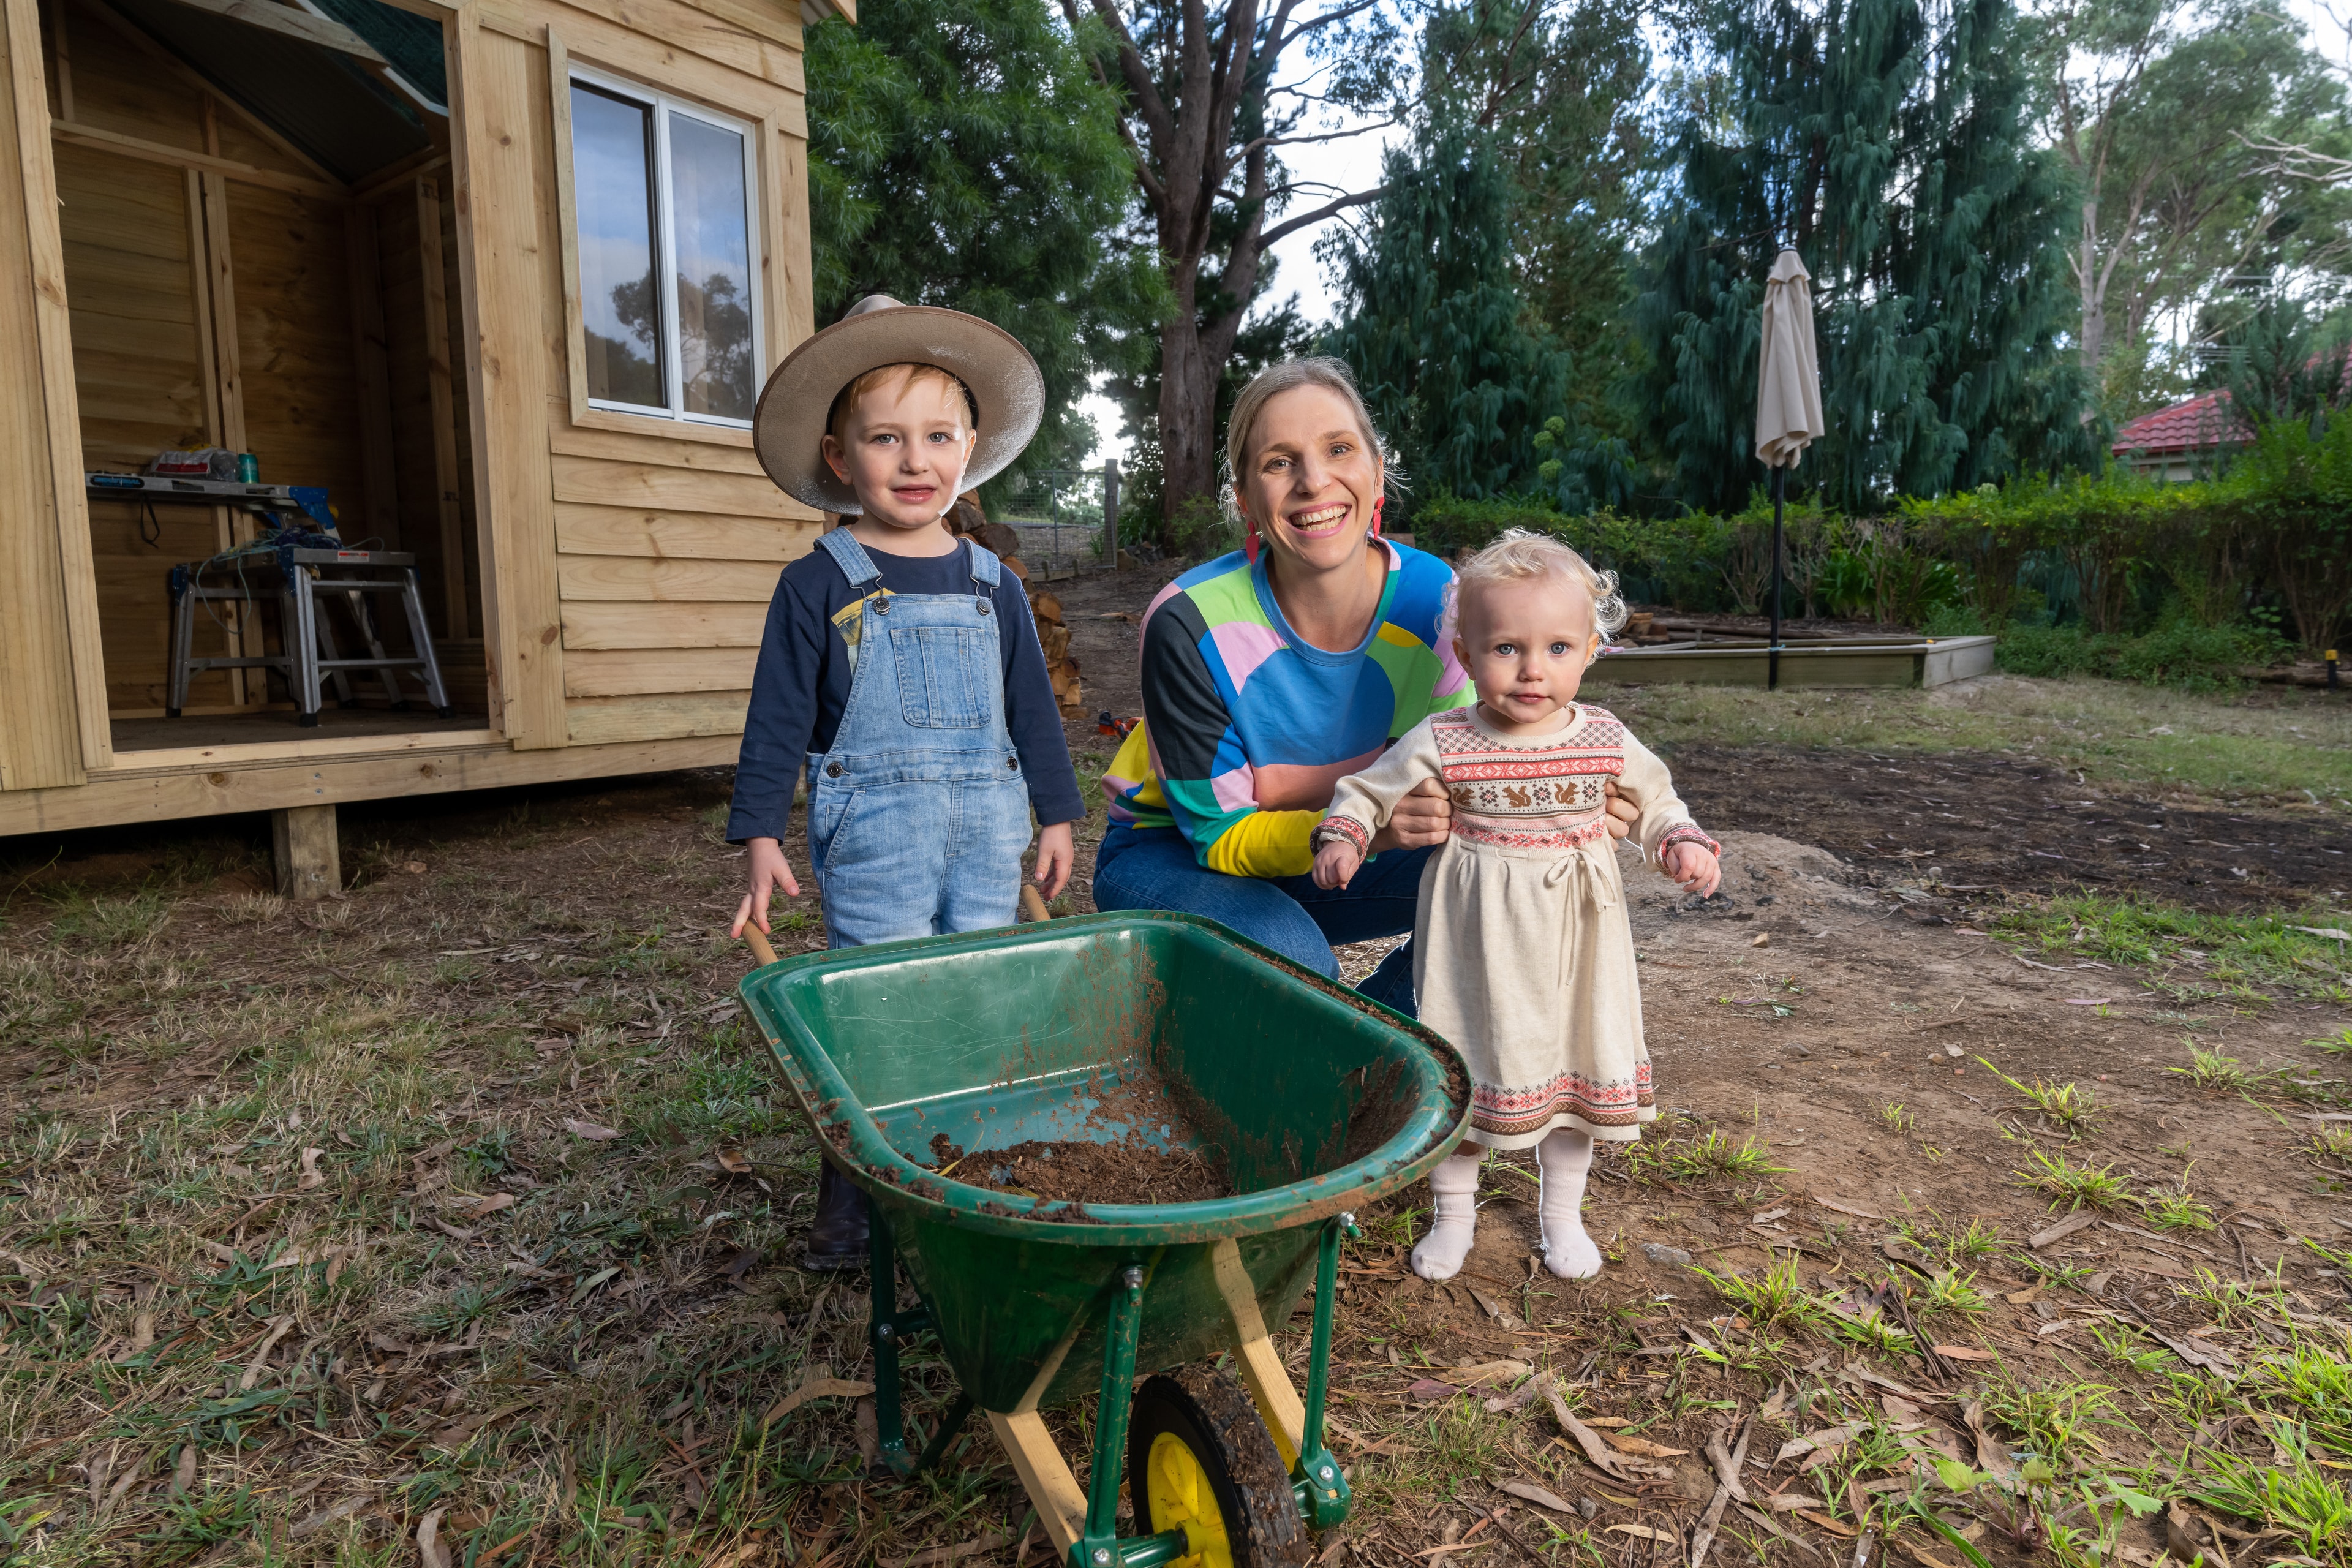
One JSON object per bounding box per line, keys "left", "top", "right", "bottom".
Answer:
{"left": 1665, "top": 742, "right": 2350, "bottom": 911}
{"left": 944, "top": 1135, "right": 1232, "bottom": 1205}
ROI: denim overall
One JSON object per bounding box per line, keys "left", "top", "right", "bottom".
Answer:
{"left": 805, "top": 530, "right": 1033, "bottom": 948}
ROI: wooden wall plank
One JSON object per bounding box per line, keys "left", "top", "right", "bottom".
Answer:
{"left": 450, "top": 13, "right": 566, "bottom": 746}
{"left": 564, "top": 644, "right": 755, "bottom": 695}
{"left": 763, "top": 110, "right": 812, "bottom": 358}
{"left": 227, "top": 182, "right": 368, "bottom": 525}
{"left": 415, "top": 172, "right": 469, "bottom": 639}
{"left": 555, "top": 553, "right": 782, "bottom": 601}
{"left": 565, "top": 690, "right": 748, "bottom": 744}
{"left": 559, "top": 598, "right": 765, "bottom": 648}
{"left": 545, "top": 24, "right": 587, "bottom": 424}
{"left": 554, "top": 501, "right": 810, "bottom": 561}
{"left": 547, "top": 418, "right": 767, "bottom": 475}
{"left": 0, "top": 0, "right": 93, "bottom": 786}
{"left": 482, "top": 0, "right": 805, "bottom": 100}
{"left": 344, "top": 200, "right": 401, "bottom": 546}
{"left": 549, "top": 452, "right": 799, "bottom": 517}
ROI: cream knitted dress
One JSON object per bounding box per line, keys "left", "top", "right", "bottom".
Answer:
{"left": 1317, "top": 703, "right": 1717, "bottom": 1150}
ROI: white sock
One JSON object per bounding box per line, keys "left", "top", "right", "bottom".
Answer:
{"left": 1411, "top": 1150, "right": 1484, "bottom": 1281}
{"left": 1537, "top": 1129, "right": 1603, "bottom": 1280}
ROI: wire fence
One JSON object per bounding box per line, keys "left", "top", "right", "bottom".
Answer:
{"left": 996, "top": 467, "right": 1113, "bottom": 574}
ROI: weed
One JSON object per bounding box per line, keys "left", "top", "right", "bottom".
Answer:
{"left": 2140, "top": 1180, "right": 2217, "bottom": 1232}
{"left": 2016, "top": 1148, "right": 2136, "bottom": 1212}
{"left": 1918, "top": 1269, "right": 1990, "bottom": 1320}
{"left": 1664, "top": 1129, "right": 1784, "bottom": 1182}
{"left": 1976, "top": 1058, "right": 2100, "bottom": 1137}
{"left": 2089, "top": 1321, "right": 2174, "bottom": 1373}
{"left": 2172, "top": 1044, "right": 2270, "bottom": 1095}
{"left": 2307, "top": 1125, "right": 2352, "bottom": 1164}
{"left": 2175, "top": 1266, "right": 2289, "bottom": 1327}
{"left": 2188, "top": 1423, "right": 2351, "bottom": 1559}
{"left": 1697, "top": 1254, "right": 1815, "bottom": 1329}
{"left": 2311, "top": 1028, "right": 2352, "bottom": 1057}
{"left": 1880, "top": 1102, "right": 1917, "bottom": 1134}
{"left": 1992, "top": 896, "right": 2352, "bottom": 1001}
{"left": 2247, "top": 1340, "right": 2352, "bottom": 1458}
{"left": 1982, "top": 1378, "right": 2122, "bottom": 1470}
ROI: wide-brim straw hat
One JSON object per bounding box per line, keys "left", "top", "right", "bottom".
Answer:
{"left": 753, "top": 295, "right": 1045, "bottom": 514}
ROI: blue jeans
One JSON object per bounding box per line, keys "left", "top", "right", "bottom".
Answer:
{"left": 1091, "top": 824, "right": 1430, "bottom": 1016}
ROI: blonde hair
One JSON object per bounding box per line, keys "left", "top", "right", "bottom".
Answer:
{"left": 826, "top": 362, "right": 977, "bottom": 443}
{"left": 1442, "top": 529, "right": 1629, "bottom": 647}
{"left": 1221, "top": 357, "right": 1397, "bottom": 524}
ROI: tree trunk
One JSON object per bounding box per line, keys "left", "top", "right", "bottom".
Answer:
{"left": 1158, "top": 303, "right": 1219, "bottom": 522}
{"left": 2078, "top": 199, "right": 2103, "bottom": 378}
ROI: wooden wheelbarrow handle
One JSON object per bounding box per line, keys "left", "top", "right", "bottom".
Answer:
{"left": 744, "top": 883, "right": 1049, "bottom": 967}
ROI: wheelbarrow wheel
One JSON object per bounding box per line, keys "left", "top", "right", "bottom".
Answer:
{"left": 1126, "top": 1365, "right": 1309, "bottom": 1568}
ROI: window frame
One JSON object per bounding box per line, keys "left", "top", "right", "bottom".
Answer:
{"left": 559, "top": 59, "right": 765, "bottom": 432}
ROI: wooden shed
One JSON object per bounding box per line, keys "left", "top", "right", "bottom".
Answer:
{"left": 0, "top": 0, "right": 836, "bottom": 888}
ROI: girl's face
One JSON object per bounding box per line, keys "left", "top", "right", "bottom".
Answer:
{"left": 1235, "top": 385, "right": 1384, "bottom": 574}
{"left": 821, "top": 371, "right": 978, "bottom": 531}
{"left": 1453, "top": 575, "right": 1602, "bottom": 732}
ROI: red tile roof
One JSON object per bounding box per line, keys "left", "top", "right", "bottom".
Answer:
{"left": 2111, "top": 390, "right": 2248, "bottom": 457}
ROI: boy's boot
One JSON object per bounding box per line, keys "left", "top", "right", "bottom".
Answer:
{"left": 804, "top": 1161, "right": 870, "bottom": 1271}
{"left": 1537, "top": 1128, "right": 1602, "bottom": 1279}
{"left": 1411, "top": 1150, "right": 1485, "bottom": 1281}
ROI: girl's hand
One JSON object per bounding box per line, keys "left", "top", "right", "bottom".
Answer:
{"left": 1600, "top": 781, "right": 1638, "bottom": 840}
{"left": 1369, "top": 777, "right": 1450, "bottom": 853}
{"left": 1314, "top": 839, "right": 1363, "bottom": 890}
{"left": 732, "top": 836, "right": 802, "bottom": 937}
{"left": 1662, "top": 841, "right": 1721, "bottom": 899}
{"left": 1034, "top": 821, "right": 1075, "bottom": 900}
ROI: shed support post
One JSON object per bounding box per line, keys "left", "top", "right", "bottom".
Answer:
{"left": 271, "top": 804, "right": 340, "bottom": 899}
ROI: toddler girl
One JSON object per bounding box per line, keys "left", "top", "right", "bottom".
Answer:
{"left": 1311, "top": 530, "right": 1720, "bottom": 1280}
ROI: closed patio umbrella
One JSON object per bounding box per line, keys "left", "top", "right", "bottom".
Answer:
{"left": 1755, "top": 249, "right": 1825, "bottom": 690}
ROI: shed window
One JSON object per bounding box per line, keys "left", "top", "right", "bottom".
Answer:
{"left": 569, "top": 70, "right": 760, "bottom": 425}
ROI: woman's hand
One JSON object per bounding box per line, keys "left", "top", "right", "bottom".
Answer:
{"left": 1034, "top": 821, "right": 1074, "bottom": 900}
{"left": 1368, "top": 777, "right": 1451, "bottom": 853}
{"left": 1600, "top": 781, "right": 1638, "bottom": 840}
{"left": 731, "top": 836, "right": 802, "bottom": 938}
{"left": 1663, "top": 841, "right": 1721, "bottom": 899}
{"left": 1314, "top": 839, "right": 1364, "bottom": 890}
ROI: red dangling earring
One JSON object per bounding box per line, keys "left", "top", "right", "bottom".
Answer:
{"left": 1370, "top": 495, "right": 1385, "bottom": 540}
{"left": 1242, "top": 506, "right": 1261, "bottom": 565}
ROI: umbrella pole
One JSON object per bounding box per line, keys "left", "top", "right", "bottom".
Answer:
{"left": 1768, "top": 464, "right": 1786, "bottom": 692}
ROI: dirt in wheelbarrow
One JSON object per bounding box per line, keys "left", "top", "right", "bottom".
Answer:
{"left": 930, "top": 1131, "right": 1234, "bottom": 1206}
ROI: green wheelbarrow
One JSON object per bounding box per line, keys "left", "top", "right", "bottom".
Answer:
{"left": 736, "top": 911, "right": 1469, "bottom": 1568}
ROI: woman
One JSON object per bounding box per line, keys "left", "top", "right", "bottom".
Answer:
{"left": 1094, "top": 358, "right": 1632, "bottom": 1009}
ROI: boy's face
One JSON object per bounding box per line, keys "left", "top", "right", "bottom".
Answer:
{"left": 1453, "top": 575, "right": 1602, "bottom": 732}
{"left": 820, "top": 371, "right": 978, "bottom": 531}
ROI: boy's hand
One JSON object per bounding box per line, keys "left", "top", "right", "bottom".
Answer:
{"left": 732, "top": 836, "right": 802, "bottom": 937}
{"left": 1662, "top": 841, "right": 1721, "bottom": 898}
{"left": 1034, "top": 821, "right": 1074, "bottom": 900}
{"left": 1314, "top": 839, "right": 1363, "bottom": 891}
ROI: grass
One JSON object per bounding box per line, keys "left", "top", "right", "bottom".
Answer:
{"left": 1991, "top": 897, "right": 2352, "bottom": 1004}
{"left": 1623, "top": 1126, "right": 1784, "bottom": 1184}
{"left": 1695, "top": 1255, "right": 1815, "bottom": 1329}
{"left": 1975, "top": 1059, "right": 2100, "bottom": 1138}
{"left": 1879, "top": 1102, "right": 1917, "bottom": 1135}
{"left": 2189, "top": 1425, "right": 2352, "bottom": 1559}
{"left": 2140, "top": 1179, "right": 2217, "bottom": 1232}
{"left": 1607, "top": 674, "right": 2352, "bottom": 802}
{"left": 2172, "top": 1044, "right": 2272, "bottom": 1094}
{"left": 1917, "top": 1269, "right": 1991, "bottom": 1321}
{"left": 2017, "top": 1148, "right": 2138, "bottom": 1212}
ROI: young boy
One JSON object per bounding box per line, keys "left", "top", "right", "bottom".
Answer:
{"left": 729, "top": 295, "right": 1084, "bottom": 1268}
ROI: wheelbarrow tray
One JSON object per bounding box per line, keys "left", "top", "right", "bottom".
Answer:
{"left": 739, "top": 911, "right": 1471, "bottom": 1415}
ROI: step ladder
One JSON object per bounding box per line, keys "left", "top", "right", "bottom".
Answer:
{"left": 167, "top": 543, "right": 454, "bottom": 727}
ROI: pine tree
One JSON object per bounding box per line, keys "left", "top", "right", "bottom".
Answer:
{"left": 1325, "top": 123, "right": 1606, "bottom": 505}
{"left": 1630, "top": 0, "right": 2095, "bottom": 513}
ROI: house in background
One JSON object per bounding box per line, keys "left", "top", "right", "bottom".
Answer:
{"left": 0, "top": 0, "right": 843, "bottom": 891}
{"left": 2111, "top": 390, "right": 2249, "bottom": 483}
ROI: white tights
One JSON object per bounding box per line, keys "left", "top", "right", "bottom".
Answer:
{"left": 1408, "top": 1129, "right": 1604, "bottom": 1283}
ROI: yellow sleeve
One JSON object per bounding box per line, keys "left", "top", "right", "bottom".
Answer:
{"left": 1201, "top": 809, "right": 1324, "bottom": 879}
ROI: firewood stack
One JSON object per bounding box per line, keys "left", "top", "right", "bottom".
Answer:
{"left": 948, "top": 495, "right": 1084, "bottom": 718}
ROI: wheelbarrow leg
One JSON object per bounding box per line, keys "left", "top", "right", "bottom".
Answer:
{"left": 867, "top": 1210, "right": 941, "bottom": 1477}
{"left": 1076, "top": 1265, "right": 1147, "bottom": 1567}
{"left": 1292, "top": 1215, "right": 1355, "bottom": 1529}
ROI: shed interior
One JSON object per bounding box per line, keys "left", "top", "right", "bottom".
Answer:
{"left": 37, "top": 0, "right": 492, "bottom": 753}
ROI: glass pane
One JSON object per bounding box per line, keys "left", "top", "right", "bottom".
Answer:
{"left": 570, "top": 82, "right": 665, "bottom": 409}
{"left": 668, "top": 110, "right": 755, "bottom": 421}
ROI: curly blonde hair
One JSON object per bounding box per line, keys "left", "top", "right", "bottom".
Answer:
{"left": 1441, "top": 529, "right": 1629, "bottom": 649}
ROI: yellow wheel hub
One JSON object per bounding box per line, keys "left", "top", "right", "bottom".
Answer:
{"left": 1145, "top": 1430, "right": 1234, "bottom": 1568}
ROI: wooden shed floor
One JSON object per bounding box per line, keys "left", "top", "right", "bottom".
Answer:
{"left": 111, "top": 707, "right": 494, "bottom": 754}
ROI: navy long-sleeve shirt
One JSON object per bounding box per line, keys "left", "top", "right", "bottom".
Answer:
{"left": 725, "top": 537, "right": 1087, "bottom": 842}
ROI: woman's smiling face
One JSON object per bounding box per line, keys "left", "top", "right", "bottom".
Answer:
{"left": 1236, "top": 384, "right": 1384, "bottom": 572}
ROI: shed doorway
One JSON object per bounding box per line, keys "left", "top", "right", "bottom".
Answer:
{"left": 39, "top": 0, "right": 494, "bottom": 754}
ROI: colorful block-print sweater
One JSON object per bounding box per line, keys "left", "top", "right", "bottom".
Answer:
{"left": 1100, "top": 541, "right": 1471, "bottom": 878}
